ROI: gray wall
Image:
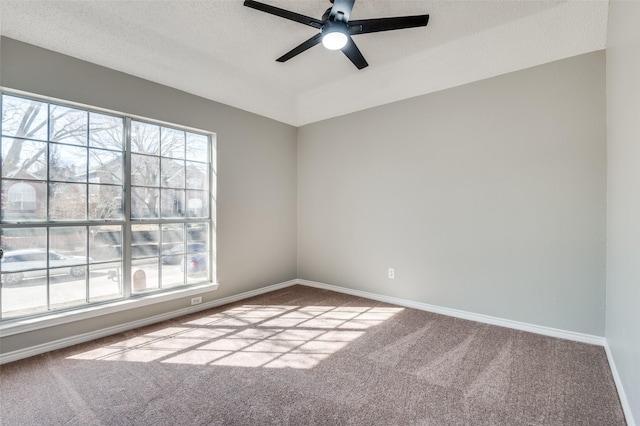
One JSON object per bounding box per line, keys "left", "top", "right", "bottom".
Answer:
{"left": 298, "top": 51, "right": 607, "bottom": 336}
{"left": 0, "top": 39, "right": 612, "bottom": 355}
{"left": 0, "top": 37, "right": 298, "bottom": 354}
{"left": 606, "top": 1, "right": 640, "bottom": 422}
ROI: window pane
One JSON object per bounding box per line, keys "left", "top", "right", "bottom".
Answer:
{"left": 162, "top": 261, "right": 185, "bottom": 289}
{"left": 90, "top": 225, "right": 123, "bottom": 262}
{"left": 0, "top": 228, "right": 46, "bottom": 266}
{"left": 1, "top": 138, "right": 47, "bottom": 179}
{"left": 89, "top": 112, "right": 123, "bottom": 151}
{"left": 187, "top": 223, "right": 209, "bottom": 246}
{"left": 160, "top": 224, "right": 184, "bottom": 265}
{"left": 1, "top": 278, "right": 48, "bottom": 318}
{"left": 49, "top": 183, "right": 87, "bottom": 220}
{"left": 132, "top": 154, "right": 159, "bottom": 187}
{"left": 186, "top": 190, "right": 208, "bottom": 218}
{"left": 161, "top": 189, "right": 185, "bottom": 218}
{"left": 132, "top": 258, "right": 160, "bottom": 293}
{"left": 186, "top": 133, "right": 208, "bottom": 161}
{"left": 89, "top": 262, "right": 123, "bottom": 302}
{"left": 89, "top": 148, "right": 123, "bottom": 185}
{"left": 162, "top": 224, "right": 184, "bottom": 249}
{"left": 186, "top": 252, "right": 209, "bottom": 285}
{"left": 50, "top": 105, "right": 87, "bottom": 146}
{"left": 50, "top": 143, "right": 87, "bottom": 182}
{"left": 131, "top": 224, "right": 159, "bottom": 258}
{"left": 161, "top": 127, "right": 185, "bottom": 159}
{"left": 161, "top": 158, "right": 185, "bottom": 188}
{"left": 0, "top": 181, "right": 46, "bottom": 221}
{"left": 50, "top": 227, "right": 87, "bottom": 266}
{"left": 0, "top": 251, "right": 47, "bottom": 273}
{"left": 160, "top": 223, "right": 185, "bottom": 272}
{"left": 8, "top": 182, "right": 37, "bottom": 208}
{"left": 1, "top": 95, "right": 48, "bottom": 140}
{"left": 131, "top": 187, "right": 159, "bottom": 219}
{"left": 131, "top": 121, "right": 160, "bottom": 155}
{"left": 187, "top": 223, "right": 208, "bottom": 240}
{"left": 186, "top": 161, "right": 208, "bottom": 190}
{"left": 89, "top": 185, "right": 123, "bottom": 220}
{"left": 186, "top": 224, "right": 209, "bottom": 282}
{"left": 49, "top": 266, "right": 87, "bottom": 310}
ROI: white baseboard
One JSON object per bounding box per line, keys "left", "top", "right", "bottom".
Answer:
{"left": 296, "top": 279, "right": 606, "bottom": 346}
{"left": 0, "top": 278, "right": 606, "bottom": 363}
{"left": 0, "top": 279, "right": 298, "bottom": 365}
{"left": 604, "top": 342, "right": 637, "bottom": 426}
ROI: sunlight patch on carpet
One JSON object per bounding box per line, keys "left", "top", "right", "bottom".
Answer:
{"left": 67, "top": 304, "right": 404, "bottom": 369}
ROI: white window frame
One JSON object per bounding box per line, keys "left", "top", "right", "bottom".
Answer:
{"left": 0, "top": 88, "right": 218, "bottom": 330}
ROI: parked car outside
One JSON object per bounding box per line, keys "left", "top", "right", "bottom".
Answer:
{"left": 161, "top": 242, "right": 207, "bottom": 264}
{"left": 0, "top": 249, "right": 92, "bottom": 285}
{"left": 180, "top": 252, "right": 208, "bottom": 276}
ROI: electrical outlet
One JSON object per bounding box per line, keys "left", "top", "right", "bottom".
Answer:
{"left": 191, "top": 296, "right": 202, "bottom": 305}
{"left": 388, "top": 268, "right": 395, "bottom": 279}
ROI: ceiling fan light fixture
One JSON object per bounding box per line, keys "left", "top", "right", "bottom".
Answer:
{"left": 321, "top": 25, "right": 348, "bottom": 50}
{"left": 244, "top": 0, "right": 429, "bottom": 70}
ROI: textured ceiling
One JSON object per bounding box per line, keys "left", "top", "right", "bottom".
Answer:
{"left": 0, "top": 0, "right": 608, "bottom": 126}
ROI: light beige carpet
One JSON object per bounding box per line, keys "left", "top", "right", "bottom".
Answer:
{"left": 0, "top": 285, "right": 626, "bottom": 425}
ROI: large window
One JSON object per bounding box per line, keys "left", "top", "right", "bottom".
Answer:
{"left": 0, "top": 91, "right": 216, "bottom": 320}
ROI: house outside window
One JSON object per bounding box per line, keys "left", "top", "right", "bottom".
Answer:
{"left": 7, "top": 182, "right": 36, "bottom": 211}
{"left": 0, "top": 91, "right": 216, "bottom": 320}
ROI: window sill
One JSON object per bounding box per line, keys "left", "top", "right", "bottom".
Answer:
{"left": 0, "top": 282, "right": 219, "bottom": 337}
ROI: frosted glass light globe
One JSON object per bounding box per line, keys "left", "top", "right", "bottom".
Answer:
{"left": 322, "top": 31, "right": 348, "bottom": 50}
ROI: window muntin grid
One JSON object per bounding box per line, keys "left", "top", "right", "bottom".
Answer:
{"left": 0, "top": 91, "right": 215, "bottom": 320}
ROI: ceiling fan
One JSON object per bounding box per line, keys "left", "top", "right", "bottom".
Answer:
{"left": 243, "top": 0, "right": 429, "bottom": 70}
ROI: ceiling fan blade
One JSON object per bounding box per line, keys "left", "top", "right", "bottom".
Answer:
{"left": 341, "top": 37, "right": 368, "bottom": 70}
{"left": 329, "top": 0, "right": 355, "bottom": 22}
{"left": 349, "top": 15, "right": 429, "bottom": 35}
{"left": 244, "top": 0, "right": 323, "bottom": 29}
{"left": 276, "top": 33, "right": 323, "bottom": 62}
